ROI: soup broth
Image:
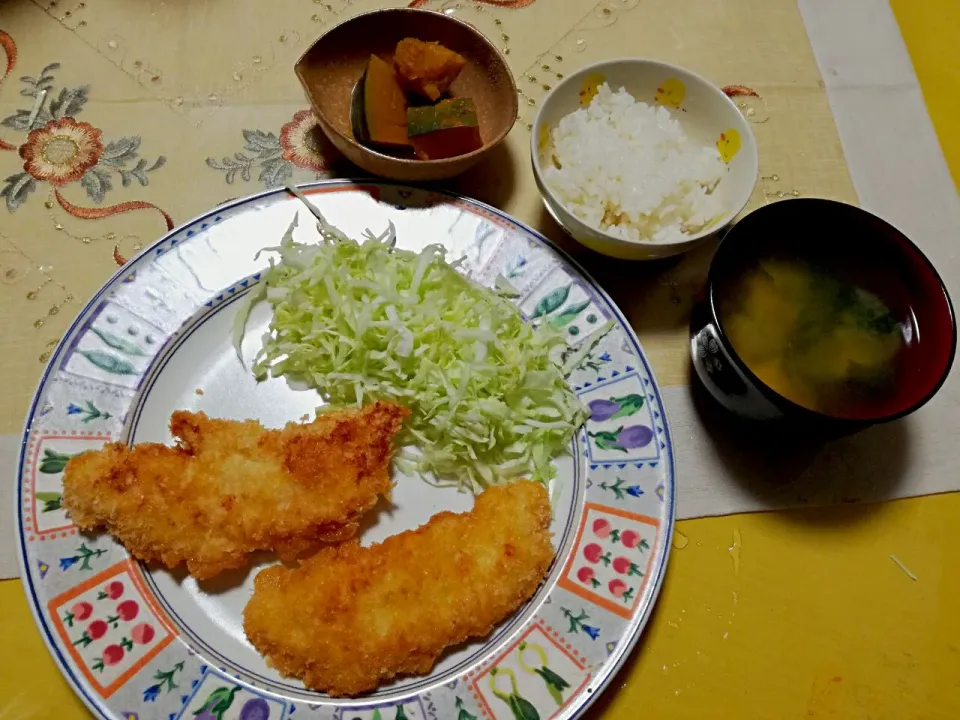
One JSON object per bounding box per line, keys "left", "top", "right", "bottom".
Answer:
{"left": 717, "top": 258, "right": 909, "bottom": 417}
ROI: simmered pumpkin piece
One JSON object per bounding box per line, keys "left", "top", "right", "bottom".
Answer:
{"left": 363, "top": 54, "right": 409, "bottom": 147}
{"left": 393, "top": 38, "right": 466, "bottom": 102}
{"left": 406, "top": 97, "right": 482, "bottom": 160}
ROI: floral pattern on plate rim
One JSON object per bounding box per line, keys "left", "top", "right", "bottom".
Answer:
{"left": 15, "top": 181, "right": 674, "bottom": 720}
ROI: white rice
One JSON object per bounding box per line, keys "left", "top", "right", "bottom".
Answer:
{"left": 544, "top": 83, "right": 726, "bottom": 244}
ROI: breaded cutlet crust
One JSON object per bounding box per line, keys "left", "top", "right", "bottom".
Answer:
{"left": 243, "top": 479, "right": 555, "bottom": 695}
{"left": 61, "top": 401, "right": 409, "bottom": 579}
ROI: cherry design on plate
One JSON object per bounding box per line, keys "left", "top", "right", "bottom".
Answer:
{"left": 105, "top": 599, "right": 139, "bottom": 628}
{"left": 131, "top": 623, "right": 155, "bottom": 645}
{"left": 63, "top": 601, "right": 93, "bottom": 627}
{"left": 582, "top": 543, "right": 611, "bottom": 566}
{"left": 73, "top": 619, "right": 108, "bottom": 647}
{"left": 576, "top": 566, "right": 601, "bottom": 588}
{"left": 612, "top": 556, "right": 644, "bottom": 577}
{"left": 592, "top": 518, "right": 612, "bottom": 539}
{"left": 563, "top": 509, "right": 658, "bottom": 616}
{"left": 98, "top": 581, "right": 124, "bottom": 600}
{"left": 611, "top": 528, "right": 650, "bottom": 551}
{"left": 117, "top": 600, "right": 139, "bottom": 621}
{"left": 92, "top": 644, "right": 125, "bottom": 672}
{"left": 608, "top": 579, "right": 635, "bottom": 603}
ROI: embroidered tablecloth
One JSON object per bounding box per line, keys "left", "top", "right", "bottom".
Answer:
{"left": 2, "top": 0, "right": 959, "bottom": 717}
{"left": 0, "top": 0, "right": 856, "bottom": 423}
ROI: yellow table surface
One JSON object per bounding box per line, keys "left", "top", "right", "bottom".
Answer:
{"left": 2, "top": 2, "right": 959, "bottom": 718}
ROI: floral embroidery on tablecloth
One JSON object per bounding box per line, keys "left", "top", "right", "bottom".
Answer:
{"left": 205, "top": 109, "right": 338, "bottom": 187}
{"left": 0, "top": 58, "right": 171, "bottom": 235}
{"left": 0, "top": 29, "right": 19, "bottom": 151}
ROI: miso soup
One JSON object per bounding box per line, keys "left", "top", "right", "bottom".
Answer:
{"left": 717, "top": 257, "right": 910, "bottom": 417}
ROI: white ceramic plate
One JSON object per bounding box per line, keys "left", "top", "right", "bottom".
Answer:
{"left": 16, "top": 181, "right": 674, "bottom": 720}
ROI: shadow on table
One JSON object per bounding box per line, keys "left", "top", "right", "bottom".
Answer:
{"left": 687, "top": 368, "right": 911, "bottom": 525}
{"left": 333, "top": 142, "right": 517, "bottom": 222}
{"left": 447, "top": 141, "right": 517, "bottom": 213}
{"left": 535, "top": 206, "right": 723, "bottom": 335}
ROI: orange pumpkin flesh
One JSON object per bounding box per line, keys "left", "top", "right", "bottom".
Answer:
{"left": 363, "top": 54, "right": 410, "bottom": 147}
{"left": 394, "top": 38, "right": 467, "bottom": 102}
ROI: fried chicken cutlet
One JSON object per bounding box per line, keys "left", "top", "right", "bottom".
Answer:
{"left": 62, "top": 401, "right": 409, "bottom": 579}
{"left": 243, "top": 479, "right": 554, "bottom": 695}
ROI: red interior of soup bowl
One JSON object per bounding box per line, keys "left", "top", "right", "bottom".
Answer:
{"left": 709, "top": 198, "right": 956, "bottom": 422}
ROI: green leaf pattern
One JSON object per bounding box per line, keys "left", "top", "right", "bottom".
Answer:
{"left": 206, "top": 127, "right": 303, "bottom": 187}
{"left": 73, "top": 400, "right": 112, "bottom": 423}
{"left": 455, "top": 698, "right": 478, "bottom": 720}
{"left": 490, "top": 668, "right": 541, "bottom": 720}
{"left": 39, "top": 449, "right": 76, "bottom": 474}
{"left": 36, "top": 492, "right": 62, "bottom": 512}
{"left": 1, "top": 172, "right": 37, "bottom": 211}
{"left": 49, "top": 85, "right": 89, "bottom": 119}
{"left": 531, "top": 283, "right": 595, "bottom": 336}
{"left": 90, "top": 327, "right": 147, "bottom": 356}
{"left": 17, "top": 63, "right": 59, "bottom": 100}
{"left": 531, "top": 285, "right": 570, "bottom": 319}
{"left": 100, "top": 136, "right": 141, "bottom": 165}
{"left": 610, "top": 394, "right": 645, "bottom": 420}
{"left": 508, "top": 695, "right": 540, "bottom": 720}
{"left": 150, "top": 661, "right": 184, "bottom": 694}
{"left": 534, "top": 666, "right": 570, "bottom": 707}
{"left": 548, "top": 300, "right": 591, "bottom": 329}
{"left": 65, "top": 543, "right": 107, "bottom": 571}
{"left": 80, "top": 168, "right": 113, "bottom": 203}
{"left": 193, "top": 686, "right": 240, "bottom": 720}
{"left": 79, "top": 349, "right": 138, "bottom": 375}
{"left": 588, "top": 429, "right": 622, "bottom": 452}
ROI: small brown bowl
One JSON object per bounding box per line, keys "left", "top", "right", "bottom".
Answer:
{"left": 295, "top": 8, "right": 518, "bottom": 182}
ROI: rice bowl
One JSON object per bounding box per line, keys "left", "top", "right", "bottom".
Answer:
{"left": 544, "top": 84, "right": 726, "bottom": 244}
{"left": 531, "top": 58, "right": 759, "bottom": 261}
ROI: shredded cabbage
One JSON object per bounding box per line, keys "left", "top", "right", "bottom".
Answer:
{"left": 234, "top": 210, "right": 587, "bottom": 491}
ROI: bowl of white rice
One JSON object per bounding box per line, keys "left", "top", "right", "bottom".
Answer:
{"left": 531, "top": 58, "right": 758, "bottom": 260}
